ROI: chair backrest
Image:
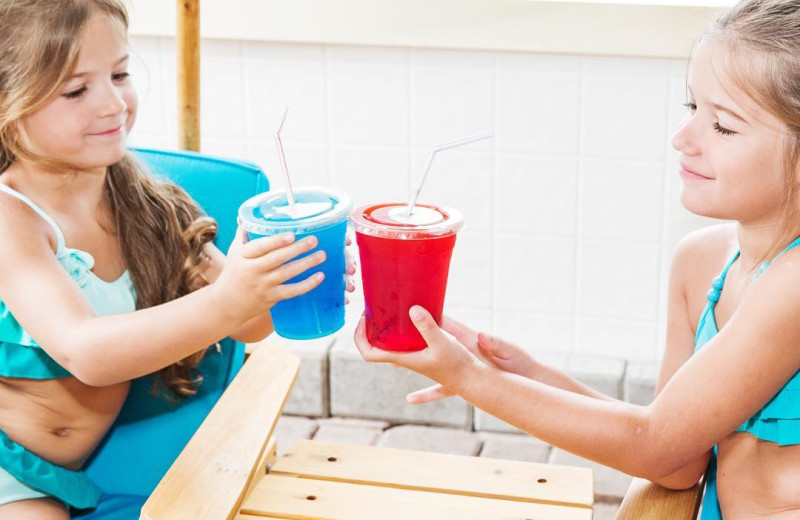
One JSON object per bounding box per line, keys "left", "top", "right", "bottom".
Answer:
{"left": 83, "top": 149, "right": 269, "bottom": 497}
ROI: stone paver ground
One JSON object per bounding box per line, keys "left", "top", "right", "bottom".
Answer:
{"left": 274, "top": 414, "right": 626, "bottom": 518}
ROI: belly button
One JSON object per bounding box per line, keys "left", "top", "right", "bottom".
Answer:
{"left": 52, "top": 427, "right": 70, "bottom": 438}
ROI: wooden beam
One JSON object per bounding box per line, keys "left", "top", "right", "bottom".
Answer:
{"left": 177, "top": 0, "right": 200, "bottom": 151}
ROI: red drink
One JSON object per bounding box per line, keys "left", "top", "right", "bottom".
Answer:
{"left": 351, "top": 203, "right": 463, "bottom": 351}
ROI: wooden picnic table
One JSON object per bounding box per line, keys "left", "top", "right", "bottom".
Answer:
{"left": 141, "top": 341, "right": 594, "bottom": 519}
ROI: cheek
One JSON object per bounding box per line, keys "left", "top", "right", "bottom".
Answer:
{"left": 124, "top": 89, "right": 138, "bottom": 130}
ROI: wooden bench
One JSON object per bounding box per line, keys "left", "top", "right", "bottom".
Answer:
{"left": 140, "top": 340, "right": 595, "bottom": 519}
{"left": 615, "top": 477, "right": 704, "bottom": 519}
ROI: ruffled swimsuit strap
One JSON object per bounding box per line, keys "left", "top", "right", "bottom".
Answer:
{"left": 0, "top": 184, "right": 66, "bottom": 254}
{"left": 0, "top": 428, "right": 101, "bottom": 509}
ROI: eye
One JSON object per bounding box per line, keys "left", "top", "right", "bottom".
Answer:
{"left": 713, "top": 122, "right": 736, "bottom": 136}
{"left": 63, "top": 86, "right": 87, "bottom": 99}
{"left": 112, "top": 72, "right": 130, "bottom": 82}
{"left": 682, "top": 102, "right": 697, "bottom": 113}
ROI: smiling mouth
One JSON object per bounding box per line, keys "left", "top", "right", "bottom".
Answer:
{"left": 679, "top": 164, "right": 712, "bottom": 180}
{"left": 90, "top": 126, "right": 123, "bottom": 137}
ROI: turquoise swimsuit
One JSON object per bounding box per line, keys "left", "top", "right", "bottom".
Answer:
{"left": 695, "top": 237, "right": 800, "bottom": 519}
{"left": 0, "top": 183, "right": 137, "bottom": 509}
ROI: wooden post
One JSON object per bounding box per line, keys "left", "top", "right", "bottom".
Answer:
{"left": 177, "top": 0, "right": 200, "bottom": 151}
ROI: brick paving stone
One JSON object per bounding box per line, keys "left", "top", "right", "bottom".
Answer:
{"left": 478, "top": 432, "right": 551, "bottom": 463}
{"left": 376, "top": 425, "right": 482, "bottom": 456}
{"left": 593, "top": 499, "right": 622, "bottom": 520}
{"left": 565, "top": 354, "right": 626, "bottom": 400}
{"left": 316, "top": 417, "right": 390, "bottom": 430}
{"left": 329, "top": 330, "right": 472, "bottom": 428}
{"left": 313, "top": 424, "right": 383, "bottom": 446}
{"left": 262, "top": 335, "right": 334, "bottom": 417}
{"left": 624, "top": 361, "right": 660, "bottom": 405}
{"left": 274, "top": 415, "right": 318, "bottom": 456}
{"left": 549, "top": 448, "right": 633, "bottom": 501}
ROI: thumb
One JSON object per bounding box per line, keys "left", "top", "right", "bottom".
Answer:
{"left": 227, "top": 226, "right": 248, "bottom": 255}
{"left": 409, "top": 306, "right": 448, "bottom": 348}
{"left": 477, "top": 332, "right": 513, "bottom": 361}
{"left": 407, "top": 384, "right": 454, "bottom": 404}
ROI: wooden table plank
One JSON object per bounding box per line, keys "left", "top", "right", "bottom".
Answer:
{"left": 241, "top": 474, "right": 593, "bottom": 520}
{"left": 615, "top": 477, "right": 703, "bottom": 519}
{"left": 141, "top": 343, "right": 300, "bottom": 520}
{"left": 270, "top": 440, "right": 593, "bottom": 508}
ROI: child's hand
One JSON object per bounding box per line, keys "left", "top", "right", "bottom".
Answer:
{"left": 406, "top": 329, "right": 539, "bottom": 404}
{"left": 345, "top": 235, "right": 357, "bottom": 304}
{"left": 212, "top": 227, "right": 326, "bottom": 323}
{"left": 353, "top": 306, "right": 481, "bottom": 394}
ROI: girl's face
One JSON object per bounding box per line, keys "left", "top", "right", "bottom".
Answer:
{"left": 671, "top": 41, "right": 792, "bottom": 225}
{"left": 17, "top": 14, "right": 137, "bottom": 172}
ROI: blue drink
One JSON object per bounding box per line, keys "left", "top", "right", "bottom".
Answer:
{"left": 238, "top": 187, "right": 352, "bottom": 339}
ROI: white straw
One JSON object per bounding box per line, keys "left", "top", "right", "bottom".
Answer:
{"left": 274, "top": 106, "right": 296, "bottom": 207}
{"left": 407, "top": 131, "right": 493, "bottom": 215}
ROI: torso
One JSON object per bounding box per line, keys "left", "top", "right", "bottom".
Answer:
{"left": 687, "top": 224, "right": 800, "bottom": 518}
{"left": 0, "top": 377, "right": 129, "bottom": 469}
{"left": 0, "top": 175, "right": 131, "bottom": 470}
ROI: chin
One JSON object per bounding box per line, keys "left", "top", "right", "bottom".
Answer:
{"left": 679, "top": 191, "right": 723, "bottom": 219}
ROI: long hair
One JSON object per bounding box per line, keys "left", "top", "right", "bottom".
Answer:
{"left": 703, "top": 0, "right": 800, "bottom": 257}
{"left": 0, "top": 0, "right": 216, "bottom": 399}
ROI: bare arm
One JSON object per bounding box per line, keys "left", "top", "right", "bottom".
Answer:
{"left": 0, "top": 200, "right": 324, "bottom": 386}
{"left": 199, "top": 242, "right": 274, "bottom": 343}
{"left": 355, "top": 245, "right": 800, "bottom": 483}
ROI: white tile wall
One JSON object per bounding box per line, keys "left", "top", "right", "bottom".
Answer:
{"left": 127, "top": 36, "right": 719, "bottom": 363}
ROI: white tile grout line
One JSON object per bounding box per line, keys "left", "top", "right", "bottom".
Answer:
{"left": 324, "top": 44, "right": 334, "bottom": 187}
{"left": 491, "top": 48, "right": 501, "bottom": 333}
{"left": 572, "top": 54, "right": 587, "bottom": 357}
{"left": 407, "top": 49, "right": 414, "bottom": 200}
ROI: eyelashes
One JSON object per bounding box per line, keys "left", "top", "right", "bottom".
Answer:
{"left": 61, "top": 71, "right": 131, "bottom": 100}
{"left": 682, "top": 102, "right": 736, "bottom": 136}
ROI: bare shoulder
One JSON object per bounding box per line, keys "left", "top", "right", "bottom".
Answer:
{"left": 0, "top": 184, "right": 58, "bottom": 265}
{"left": 671, "top": 223, "right": 736, "bottom": 284}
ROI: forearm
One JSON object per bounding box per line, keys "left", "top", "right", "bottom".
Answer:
{"left": 68, "top": 285, "right": 244, "bottom": 385}
{"left": 453, "top": 363, "right": 677, "bottom": 479}
{"left": 530, "top": 361, "right": 618, "bottom": 402}
{"left": 230, "top": 311, "right": 274, "bottom": 343}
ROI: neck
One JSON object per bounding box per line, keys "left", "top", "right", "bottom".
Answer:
{"left": 736, "top": 217, "right": 800, "bottom": 273}
{"left": 3, "top": 160, "right": 108, "bottom": 216}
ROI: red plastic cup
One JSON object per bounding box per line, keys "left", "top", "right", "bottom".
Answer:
{"left": 351, "top": 202, "right": 464, "bottom": 351}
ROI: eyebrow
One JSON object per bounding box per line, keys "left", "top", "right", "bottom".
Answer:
{"left": 687, "top": 85, "right": 750, "bottom": 125}
{"left": 68, "top": 54, "right": 130, "bottom": 79}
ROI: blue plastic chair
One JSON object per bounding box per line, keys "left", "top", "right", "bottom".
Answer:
{"left": 74, "top": 149, "right": 269, "bottom": 520}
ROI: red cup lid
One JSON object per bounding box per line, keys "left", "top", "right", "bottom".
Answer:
{"left": 350, "top": 202, "right": 464, "bottom": 239}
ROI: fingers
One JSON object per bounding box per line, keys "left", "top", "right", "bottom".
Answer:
{"left": 441, "top": 315, "right": 479, "bottom": 352}
{"left": 242, "top": 232, "right": 297, "bottom": 259}
{"left": 406, "top": 384, "right": 454, "bottom": 404}
{"left": 252, "top": 235, "right": 318, "bottom": 270}
{"left": 227, "top": 226, "right": 249, "bottom": 255}
{"left": 353, "top": 315, "right": 396, "bottom": 364}
{"left": 477, "top": 332, "right": 512, "bottom": 361}
{"left": 345, "top": 248, "right": 357, "bottom": 275}
{"left": 270, "top": 250, "right": 327, "bottom": 285}
{"left": 409, "top": 306, "right": 449, "bottom": 348}
{"left": 272, "top": 271, "right": 325, "bottom": 301}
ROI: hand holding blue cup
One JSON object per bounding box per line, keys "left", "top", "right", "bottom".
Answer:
{"left": 238, "top": 187, "right": 352, "bottom": 339}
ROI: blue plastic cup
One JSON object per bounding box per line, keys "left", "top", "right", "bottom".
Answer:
{"left": 238, "top": 187, "right": 352, "bottom": 339}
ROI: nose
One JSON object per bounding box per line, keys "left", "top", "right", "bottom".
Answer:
{"left": 671, "top": 113, "right": 700, "bottom": 156}
{"left": 97, "top": 82, "right": 127, "bottom": 118}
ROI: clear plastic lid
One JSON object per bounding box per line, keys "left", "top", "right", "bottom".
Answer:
{"left": 239, "top": 187, "right": 352, "bottom": 235}
{"left": 350, "top": 202, "right": 464, "bottom": 239}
